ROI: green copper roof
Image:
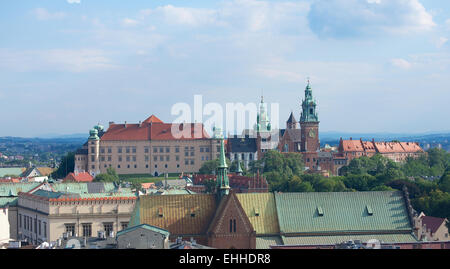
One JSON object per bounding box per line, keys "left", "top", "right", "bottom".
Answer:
{"left": 0, "top": 197, "right": 17, "bottom": 208}
{"left": 216, "top": 138, "right": 230, "bottom": 196}
{"left": 50, "top": 182, "right": 118, "bottom": 194}
{"left": 0, "top": 168, "right": 25, "bottom": 177}
{"left": 236, "top": 193, "right": 280, "bottom": 235}
{"left": 275, "top": 191, "right": 412, "bottom": 234}
{"left": 256, "top": 236, "right": 283, "bottom": 249}
{"left": 128, "top": 199, "right": 141, "bottom": 227}
{"left": 116, "top": 223, "right": 170, "bottom": 238}
{"left": 0, "top": 183, "right": 41, "bottom": 197}
{"left": 300, "top": 81, "right": 319, "bottom": 123}
{"left": 281, "top": 233, "right": 418, "bottom": 246}
{"left": 218, "top": 138, "right": 227, "bottom": 169}
{"left": 236, "top": 160, "right": 243, "bottom": 174}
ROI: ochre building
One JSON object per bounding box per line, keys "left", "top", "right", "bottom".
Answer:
{"left": 75, "top": 115, "right": 221, "bottom": 177}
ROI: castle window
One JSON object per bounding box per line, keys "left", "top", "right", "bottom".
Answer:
{"left": 175, "top": 147, "right": 180, "bottom": 153}
{"left": 166, "top": 147, "right": 170, "bottom": 153}
{"left": 144, "top": 147, "right": 149, "bottom": 153}
{"left": 118, "top": 147, "right": 122, "bottom": 153}
{"left": 309, "top": 108, "right": 313, "bottom": 115}
{"left": 118, "top": 165, "right": 120, "bottom": 168}
{"left": 126, "top": 147, "right": 130, "bottom": 153}
{"left": 153, "top": 147, "right": 157, "bottom": 153}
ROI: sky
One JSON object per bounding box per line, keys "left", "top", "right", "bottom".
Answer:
{"left": 0, "top": 0, "right": 450, "bottom": 137}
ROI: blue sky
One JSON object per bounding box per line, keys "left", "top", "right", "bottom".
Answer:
{"left": 0, "top": 0, "right": 449, "bottom": 137}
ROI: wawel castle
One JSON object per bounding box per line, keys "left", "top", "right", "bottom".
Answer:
{"left": 75, "top": 82, "right": 424, "bottom": 177}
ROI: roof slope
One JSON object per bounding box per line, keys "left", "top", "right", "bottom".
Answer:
{"left": 116, "top": 223, "right": 170, "bottom": 237}
{"left": 36, "top": 167, "right": 54, "bottom": 176}
{"left": 275, "top": 191, "right": 412, "bottom": 234}
{"left": 0, "top": 183, "right": 41, "bottom": 196}
{"left": 64, "top": 172, "right": 93, "bottom": 182}
{"left": 282, "top": 233, "right": 418, "bottom": 246}
{"left": 421, "top": 215, "right": 447, "bottom": 233}
{"left": 143, "top": 115, "right": 163, "bottom": 123}
{"left": 236, "top": 193, "right": 280, "bottom": 235}
{"left": 0, "top": 168, "right": 25, "bottom": 177}
{"left": 138, "top": 194, "right": 217, "bottom": 235}
{"left": 101, "top": 122, "right": 210, "bottom": 141}
{"left": 227, "top": 136, "right": 257, "bottom": 153}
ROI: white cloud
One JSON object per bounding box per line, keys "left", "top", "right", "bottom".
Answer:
{"left": 308, "top": 0, "right": 435, "bottom": 38}
{"left": 0, "top": 49, "right": 118, "bottom": 73}
{"left": 137, "top": 1, "right": 309, "bottom": 32}
{"left": 32, "top": 8, "right": 66, "bottom": 20}
{"left": 155, "top": 5, "right": 220, "bottom": 27}
{"left": 254, "top": 57, "right": 377, "bottom": 84}
{"left": 390, "top": 58, "right": 412, "bottom": 69}
{"left": 122, "top": 18, "right": 139, "bottom": 27}
{"left": 436, "top": 37, "right": 448, "bottom": 48}
{"left": 67, "top": 0, "right": 81, "bottom": 3}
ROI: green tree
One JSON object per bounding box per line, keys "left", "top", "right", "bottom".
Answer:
{"left": 203, "top": 179, "right": 216, "bottom": 194}
{"left": 413, "top": 190, "right": 450, "bottom": 221}
{"left": 438, "top": 170, "right": 450, "bottom": 193}
{"left": 198, "top": 158, "right": 231, "bottom": 175}
{"left": 50, "top": 152, "right": 75, "bottom": 179}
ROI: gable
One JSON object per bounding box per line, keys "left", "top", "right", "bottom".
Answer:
{"left": 208, "top": 193, "right": 254, "bottom": 235}
{"left": 275, "top": 191, "right": 412, "bottom": 234}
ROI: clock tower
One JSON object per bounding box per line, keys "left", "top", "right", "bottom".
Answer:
{"left": 300, "top": 80, "right": 320, "bottom": 152}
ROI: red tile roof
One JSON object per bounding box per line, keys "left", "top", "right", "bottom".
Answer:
{"left": 341, "top": 140, "right": 365, "bottom": 152}
{"left": 143, "top": 114, "right": 163, "bottom": 123}
{"left": 421, "top": 215, "right": 447, "bottom": 234}
{"left": 340, "top": 139, "right": 423, "bottom": 154}
{"left": 101, "top": 116, "right": 210, "bottom": 141}
{"left": 63, "top": 172, "right": 94, "bottom": 183}
{"left": 400, "top": 142, "right": 424, "bottom": 153}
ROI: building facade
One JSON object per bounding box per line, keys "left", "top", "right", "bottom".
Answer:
{"left": 75, "top": 115, "right": 221, "bottom": 177}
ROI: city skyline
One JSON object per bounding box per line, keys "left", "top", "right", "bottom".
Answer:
{"left": 1, "top": 0, "right": 450, "bottom": 137}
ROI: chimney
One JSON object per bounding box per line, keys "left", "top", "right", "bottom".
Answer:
{"left": 109, "top": 121, "right": 114, "bottom": 127}
{"left": 139, "top": 121, "right": 142, "bottom": 127}
{"left": 350, "top": 137, "right": 352, "bottom": 140}
{"left": 124, "top": 121, "right": 127, "bottom": 128}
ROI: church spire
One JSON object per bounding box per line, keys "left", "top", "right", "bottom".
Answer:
{"left": 216, "top": 137, "right": 230, "bottom": 198}
{"left": 236, "top": 159, "right": 243, "bottom": 176}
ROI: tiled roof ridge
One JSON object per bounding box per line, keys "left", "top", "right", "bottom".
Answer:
{"left": 19, "top": 191, "right": 137, "bottom": 202}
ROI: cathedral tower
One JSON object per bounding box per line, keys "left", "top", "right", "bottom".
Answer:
{"left": 300, "top": 80, "right": 320, "bottom": 152}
